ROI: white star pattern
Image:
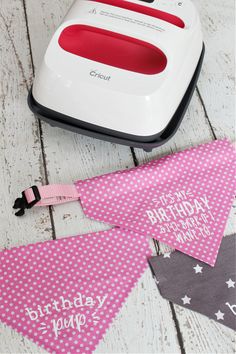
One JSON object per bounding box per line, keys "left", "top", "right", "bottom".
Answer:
{"left": 163, "top": 252, "right": 171, "bottom": 259}
{"left": 215, "top": 310, "right": 224, "bottom": 321}
{"left": 226, "top": 279, "right": 235, "bottom": 288}
{"left": 193, "top": 264, "right": 203, "bottom": 274}
{"left": 181, "top": 295, "right": 191, "bottom": 305}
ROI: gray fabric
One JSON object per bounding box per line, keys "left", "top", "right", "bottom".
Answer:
{"left": 148, "top": 235, "right": 236, "bottom": 330}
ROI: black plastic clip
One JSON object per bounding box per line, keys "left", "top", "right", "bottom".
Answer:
{"left": 13, "top": 185, "right": 41, "bottom": 216}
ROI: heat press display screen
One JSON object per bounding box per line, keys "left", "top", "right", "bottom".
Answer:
{"left": 89, "top": 0, "right": 185, "bottom": 28}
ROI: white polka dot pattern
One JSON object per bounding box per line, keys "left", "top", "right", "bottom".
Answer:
{"left": 76, "top": 140, "right": 236, "bottom": 266}
{"left": 0, "top": 229, "right": 151, "bottom": 353}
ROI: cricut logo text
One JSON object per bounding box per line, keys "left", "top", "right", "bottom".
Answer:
{"left": 90, "top": 70, "right": 111, "bottom": 81}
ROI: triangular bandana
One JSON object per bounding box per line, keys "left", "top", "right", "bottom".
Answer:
{"left": 0, "top": 229, "right": 151, "bottom": 353}
{"left": 148, "top": 235, "right": 236, "bottom": 330}
{"left": 76, "top": 140, "right": 236, "bottom": 266}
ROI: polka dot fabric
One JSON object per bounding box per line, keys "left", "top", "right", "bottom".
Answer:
{"left": 76, "top": 140, "right": 236, "bottom": 266}
{"left": 0, "top": 229, "right": 151, "bottom": 354}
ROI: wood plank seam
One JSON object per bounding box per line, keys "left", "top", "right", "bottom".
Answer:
{"left": 169, "top": 302, "right": 186, "bottom": 354}
{"left": 0, "top": 12, "right": 30, "bottom": 91}
{"left": 196, "top": 86, "right": 217, "bottom": 140}
{"left": 22, "top": 0, "right": 56, "bottom": 241}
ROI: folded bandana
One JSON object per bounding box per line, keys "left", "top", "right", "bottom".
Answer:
{"left": 14, "top": 140, "right": 236, "bottom": 266}
{"left": 148, "top": 234, "right": 236, "bottom": 330}
{"left": 76, "top": 140, "right": 236, "bottom": 266}
{"left": 0, "top": 229, "right": 151, "bottom": 354}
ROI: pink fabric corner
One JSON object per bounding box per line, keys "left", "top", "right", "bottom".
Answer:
{"left": 0, "top": 229, "right": 151, "bottom": 354}
{"left": 76, "top": 140, "right": 236, "bottom": 266}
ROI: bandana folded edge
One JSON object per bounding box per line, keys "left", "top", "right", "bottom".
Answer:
{"left": 13, "top": 139, "right": 235, "bottom": 215}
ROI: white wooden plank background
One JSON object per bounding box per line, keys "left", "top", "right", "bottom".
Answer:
{"left": 0, "top": 0, "right": 235, "bottom": 353}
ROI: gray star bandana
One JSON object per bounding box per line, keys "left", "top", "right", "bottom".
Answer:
{"left": 148, "top": 235, "right": 236, "bottom": 330}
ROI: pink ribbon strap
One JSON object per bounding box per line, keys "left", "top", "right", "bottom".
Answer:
{"left": 25, "top": 184, "right": 79, "bottom": 206}
{"left": 13, "top": 184, "right": 79, "bottom": 216}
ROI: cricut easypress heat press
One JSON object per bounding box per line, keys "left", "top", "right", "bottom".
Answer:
{"left": 28, "top": 0, "right": 204, "bottom": 151}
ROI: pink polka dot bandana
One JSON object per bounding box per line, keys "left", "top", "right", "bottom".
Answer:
{"left": 76, "top": 140, "right": 236, "bottom": 266}
{"left": 0, "top": 229, "right": 151, "bottom": 354}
